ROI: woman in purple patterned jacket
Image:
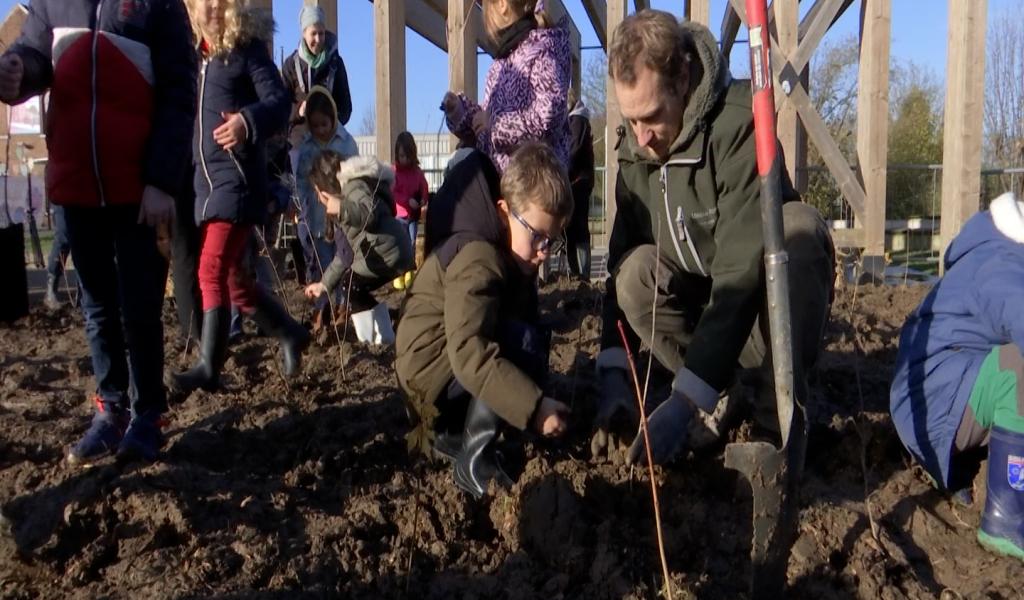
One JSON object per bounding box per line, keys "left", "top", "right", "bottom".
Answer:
{"left": 442, "top": 0, "right": 571, "bottom": 173}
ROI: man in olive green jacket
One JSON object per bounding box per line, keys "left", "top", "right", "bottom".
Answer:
{"left": 593, "top": 10, "right": 835, "bottom": 464}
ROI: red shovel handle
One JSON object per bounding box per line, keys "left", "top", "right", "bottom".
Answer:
{"left": 745, "top": 0, "right": 778, "bottom": 177}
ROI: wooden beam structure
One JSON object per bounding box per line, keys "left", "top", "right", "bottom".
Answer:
{"left": 790, "top": 0, "right": 847, "bottom": 75}
{"left": 406, "top": 0, "right": 450, "bottom": 51}
{"left": 605, "top": 0, "right": 627, "bottom": 240}
{"left": 773, "top": 0, "right": 804, "bottom": 189}
{"left": 685, "top": 0, "right": 711, "bottom": 26}
{"left": 581, "top": 0, "right": 608, "bottom": 49}
{"left": 720, "top": 4, "right": 742, "bottom": 60}
{"left": 798, "top": 0, "right": 855, "bottom": 40}
{"left": 729, "top": 0, "right": 873, "bottom": 249}
{"left": 374, "top": 0, "right": 406, "bottom": 163}
{"left": 856, "top": 0, "right": 891, "bottom": 268}
{"left": 448, "top": 0, "right": 478, "bottom": 103}
{"left": 543, "top": 0, "right": 584, "bottom": 94}
{"left": 940, "top": 0, "right": 987, "bottom": 262}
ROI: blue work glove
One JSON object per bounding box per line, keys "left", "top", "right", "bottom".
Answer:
{"left": 627, "top": 391, "right": 697, "bottom": 466}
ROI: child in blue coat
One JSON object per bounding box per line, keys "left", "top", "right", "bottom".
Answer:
{"left": 892, "top": 192, "right": 1024, "bottom": 561}
{"left": 169, "top": 0, "right": 309, "bottom": 400}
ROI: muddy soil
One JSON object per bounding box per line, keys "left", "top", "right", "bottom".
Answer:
{"left": 1, "top": 277, "right": 1021, "bottom": 599}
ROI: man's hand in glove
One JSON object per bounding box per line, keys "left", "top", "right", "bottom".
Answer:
{"left": 590, "top": 366, "right": 639, "bottom": 458}
{"left": 627, "top": 391, "right": 697, "bottom": 466}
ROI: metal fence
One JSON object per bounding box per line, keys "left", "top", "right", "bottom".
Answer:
{"left": 802, "top": 163, "right": 1024, "bottom": 222}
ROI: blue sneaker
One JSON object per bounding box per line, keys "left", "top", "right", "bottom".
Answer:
{"left": 978, "top": 426, "right": 1024, "bottom": 560}
{"left": 116, "top": 413, "right": 165, "bottom": 463}
{"left": 67, "top": 397, "right": 129, "bottom": 466}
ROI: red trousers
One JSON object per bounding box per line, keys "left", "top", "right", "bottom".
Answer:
{"left": 198, "top": 220, "right": 257, "bottom": 312}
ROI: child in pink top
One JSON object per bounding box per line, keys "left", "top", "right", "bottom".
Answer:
{"left": 391, "top": 131, "right": 429, "bottom": 289}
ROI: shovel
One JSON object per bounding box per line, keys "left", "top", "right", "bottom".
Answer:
{"left": 722, "top": 1, "right": 806, "bottom": 597}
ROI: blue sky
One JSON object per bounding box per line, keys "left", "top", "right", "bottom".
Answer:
{"left": 0, "top": 0, "right": 1016, "bottom": 132}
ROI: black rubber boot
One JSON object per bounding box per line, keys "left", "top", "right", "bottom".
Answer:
{"left": 44, "top": 274, "right": 61, "bottom": 310}
{"left": 169, "top": 307, "right": 230, "bottom": 398}
{"left": 453, "top": 398, "right": 514, "bottom": 498}
{"left": 249, "top": 292, "right": 310, "bottom": 378}
{"left": 433, "top": 431, "right": 463, "bottom": 462}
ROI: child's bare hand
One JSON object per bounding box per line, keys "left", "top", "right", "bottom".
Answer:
{"left": 304, "top": 282, "right": 326, "bottom": 299}
{"left": 214, "top": 112, "right": 247, "bottom": 151}
{"left": 0, "top": 54, "right": 23, "bottom": 102}
{"left": 533, "top": 397, "right": 569, "bottom": 437}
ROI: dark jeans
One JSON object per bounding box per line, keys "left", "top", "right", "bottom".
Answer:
{"left": 65, "top": 205, "right": 168, "bottom": 415}
{"left": 435, "top": 319, "right": 550, "bottom": 433}
{"left": 46, "top": 205, "right": 71, "bottom": 280}
{"left": 0, "top": 223, "right": 28, "bottom": 322}
{"left": 171, "top": 190, "right": 202, "bottom": 342}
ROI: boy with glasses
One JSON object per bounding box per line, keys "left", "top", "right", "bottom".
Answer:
{"left": 395, "top": 143, "right": 572, "bottom": 498}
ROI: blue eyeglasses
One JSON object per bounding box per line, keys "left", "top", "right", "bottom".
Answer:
{"left": 509, "top": 207, "right": 563, "bottom": 254}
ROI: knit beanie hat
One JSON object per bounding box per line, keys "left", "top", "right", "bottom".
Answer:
{"left": 300, "top": 5, "right": 326, "bottom": 31}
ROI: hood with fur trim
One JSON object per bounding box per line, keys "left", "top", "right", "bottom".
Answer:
{"left": 236, "top": 7, "right": 276, "bottom": 46}
{"left": 336, "top": 155, "right": 395, "bottom": 191}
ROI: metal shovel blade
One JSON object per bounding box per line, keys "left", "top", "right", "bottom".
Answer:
{"left": 724, "top": 410, "right": 806, "bottom": 599}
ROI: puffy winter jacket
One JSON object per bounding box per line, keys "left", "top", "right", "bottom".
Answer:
{"left": 193, "top": 10, "right": 290, "bottom": 225}
{"left": 392, "top": 163, "right": 429, "bottom": 221}
{"left": 7, "top": 0, "right": 197, "bottom": 207}
{"left": 320, "top": 156, "right": 414, "bottom": 291}
{"left": 891, "top": 193, "right": 1024, "bottom": 488}
{"left": 446, "top": 20, "right": 571, "bottom": 172}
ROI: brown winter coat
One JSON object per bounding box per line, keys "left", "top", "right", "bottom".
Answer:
{"left": 395, "top": 152, "right": 542, "bottom": 431}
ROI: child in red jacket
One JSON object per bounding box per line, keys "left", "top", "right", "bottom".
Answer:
{"left": 0, "top": 0, "right": 196, "bottom": 465}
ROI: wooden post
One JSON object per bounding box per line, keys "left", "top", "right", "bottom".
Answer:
{"left": 605, "top": 0, "right": 627, "bottom": 246}
{"left": 448, "top": 0, "right": 477, "bottom": 150}
{"left": 447, "top": 0, "right": 477, "bottom": 101}
{"left": 581, "top": 0, "right": 609, "bottom": 50}
{"left": 571, "top": 55, "right": 582, "bottom": 103}
{"left": 773, "top": 0, "right": 806, "bottom": 191}
{"left": 940, "top": 0, "right": 987, "bottom": 263}
{"left": 685, "top": 0, "right": 711, "bottom": 26}
{"left": 375, "top": 0, "right": 406, "bottom": 163}
{"left": 303, "top": 0, "right": 338, "bottom": 35}
{"left": 856, "top": 0, "right": 890, "bottom": 271}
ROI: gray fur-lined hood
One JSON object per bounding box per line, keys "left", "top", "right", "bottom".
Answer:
{"left": 336, "top": 155, "right": 395, "bottom": 191}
